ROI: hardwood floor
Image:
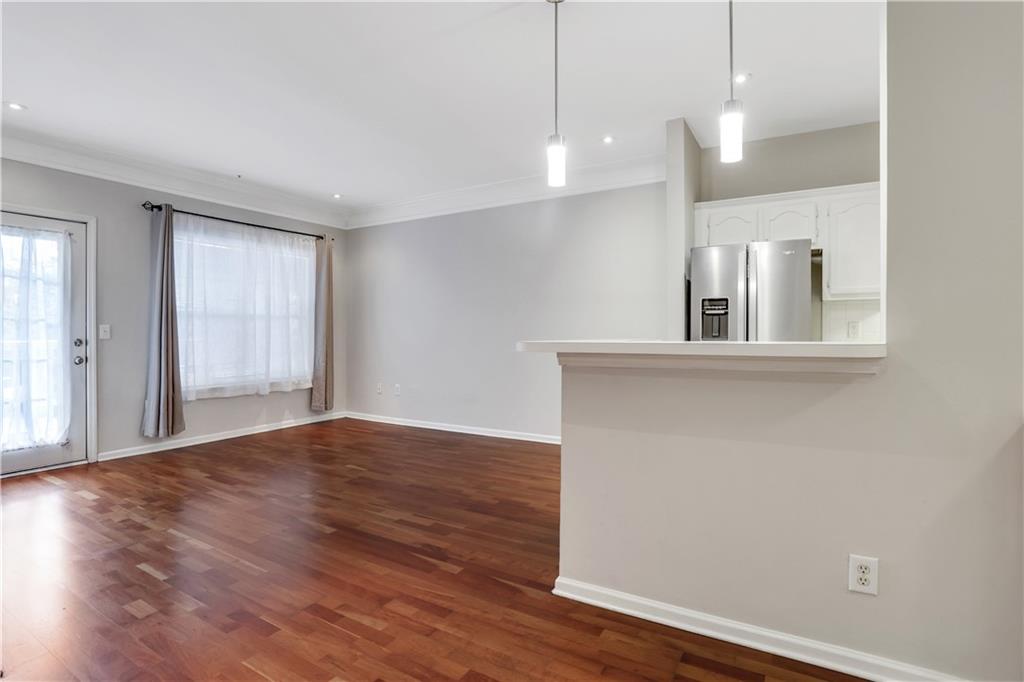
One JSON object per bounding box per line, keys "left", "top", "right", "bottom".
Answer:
{"left": 2, "top": 419, "right": 862, "bottom": 682}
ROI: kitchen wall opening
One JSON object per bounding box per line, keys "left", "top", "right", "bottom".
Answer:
{"left": 683, "top": 12, "right": 885, "bottom": 346}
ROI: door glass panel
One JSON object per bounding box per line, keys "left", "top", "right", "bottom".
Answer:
{"left": 1, "top": 225, "right": 72, "bottom": 452}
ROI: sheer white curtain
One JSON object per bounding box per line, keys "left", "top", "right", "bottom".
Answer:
{"left": 0, "top": 225, "right": 72, "bottom": 451}
{"left": 174, "top": 214, "right": 316, "bottom": 401}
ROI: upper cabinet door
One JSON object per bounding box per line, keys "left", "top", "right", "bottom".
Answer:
{"left": 758, "top": 201, "right": 820, "bottom": 247}
{"left": 698, "top": 207, "right": 759, "bottom": 246}
{"left": 824, "top": 195, "right": 881, "bottom": 300}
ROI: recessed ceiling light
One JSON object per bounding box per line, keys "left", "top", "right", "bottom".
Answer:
{"left": 332, "top": 193, "right": 342, "bottom": 200}
{"left": 602, "top": 135, "right": 615, "bottom": 144}
{"left": 6, "top": 102, "right": 27, "bottom": 111}
{"left": 734, "top": 73, "right": 751, "bottom": 85}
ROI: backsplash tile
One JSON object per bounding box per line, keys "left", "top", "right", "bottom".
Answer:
{"left": 822, "top": 299, "right": 882, "bottom": 342}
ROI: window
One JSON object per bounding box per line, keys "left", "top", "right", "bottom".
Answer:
{"left": 1, "top": 224, "right": 71, "bottom": 449}
{"left": 173, "top": 213, "right": 316, "bottom": 401}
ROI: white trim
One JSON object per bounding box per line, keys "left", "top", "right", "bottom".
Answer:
{"left": 4, "top": 132, "right": 666, "bottom": 231}
{"left": 518, "top": 339, "right": 887, "bottom": 357}
{"left": 878, "top": 4, "right": 888, "bottom": 345}
{"left": 0, "top": 457, "right": 89, "bottom": 480}
{"left": 344, "top": 412, "right": 561, "bottom": 445}
{"left": 553, "top": 577, "right": 958, "bottom": 682}
{"left": 98, "top": 411, "right": 347, "bottom": 461}
{"left": 518, "top": 340, "right": 886, "bottom": 374}
{"left": 2, "top": 132, "right": 349, "bottom": 229}
{"left": 552, "top": 353, "right": 884, "bottom": 374}
{"left": 346, "top": 154, "right": 666, "bottom": 229}
{"left": 92, "top": 410, "right": 558, "bottom": 465}
{"left": 694, "top": 182, "right": 881, "bottom": 211}
{"left": 1, "top": 202, "right": 99, "bottom": 464}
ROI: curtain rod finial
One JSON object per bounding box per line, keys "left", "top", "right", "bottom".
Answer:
{"left": 141, "top": 201, "right": 161, "bottom": 212}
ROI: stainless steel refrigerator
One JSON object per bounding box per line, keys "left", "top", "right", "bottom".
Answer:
{"left": 689, "top": 239, "right": 811, "bottom": 342}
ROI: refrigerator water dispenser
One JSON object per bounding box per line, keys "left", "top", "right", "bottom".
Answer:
{"left": 700, "top": 298, "right": 730, "bottom": 340}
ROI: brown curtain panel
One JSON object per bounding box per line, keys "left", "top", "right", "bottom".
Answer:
{"left": 311, "top": 236, "right": 335, "bottom": 412}
{"left": 141, "top": 204, "right": 185, "bottom": 437}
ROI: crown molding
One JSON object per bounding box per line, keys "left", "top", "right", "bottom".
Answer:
{"left": 346, "top": 153, "right": 667, "bottom": 229}
{"left": 694, "top": 181, "right": 880, "bottom": 210}
{"left": 1, "top": 132, "right": 349, "bottom": 229}
{"left": 2, "top": 131, "right": 667, "bottom": 231}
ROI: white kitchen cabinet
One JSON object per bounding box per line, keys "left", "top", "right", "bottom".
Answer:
{"left": 758, "top": 201, "right": 821, "bottom": 247}
{"left": 693, "top": 183, "right": 881, "bottom": 302}
{"left": 694, "top": 206, "right": 759, "bottom": 246}
{"left": 823, "top": 194, "right": 881, "bottom": 300}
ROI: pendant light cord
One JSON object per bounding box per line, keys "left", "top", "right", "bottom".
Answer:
{"left": 728, "top": 0, "right": 734, "bottom": 100}
{"left": 554, "top": 0, "right": 560, "bottom": 135}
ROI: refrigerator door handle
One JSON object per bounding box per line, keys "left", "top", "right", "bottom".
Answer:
{"left": 747, "top": 245, "right": 758, "bottom": 342}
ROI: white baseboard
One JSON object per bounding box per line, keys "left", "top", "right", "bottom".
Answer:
{"left": 97, "top": 411, "right": 348, "bottom": 461}
{"left": 553, "top": 577, "right": 958, "bottom": 682}
{"left": 96, "top": 409, "right": 558, "bottom": 463}
{"left": 343, "top": 411, "right": 560, "bottom": 445}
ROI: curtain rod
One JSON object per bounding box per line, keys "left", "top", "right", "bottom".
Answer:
{"left": 141, "top": 201, "right": 324, "bottom": 240}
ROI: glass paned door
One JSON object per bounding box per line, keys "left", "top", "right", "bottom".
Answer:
{"left": 1, "top": 211, "right": 87, "bottom": 474}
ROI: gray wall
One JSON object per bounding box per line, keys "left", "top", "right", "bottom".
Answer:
{"left": 1, "top": 159, "right": 347, "bottom": 456}
{"left": 700, "top": 122, "right": 880, "bottom": 201}
{"left": 665, "top": 118, "right": 702, "bottom": 340}
{"left": 559, "top": 3, "right": 1022, "bottom": 679}
{"left": 345, "top": 183, "right": 666, "bottom": 438}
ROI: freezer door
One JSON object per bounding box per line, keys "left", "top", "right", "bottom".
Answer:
{"left": 689, "top": 243, "right": 747, "bottom": 341}
{"left": 748, "top": 239, "right": 811, "bottom": 341}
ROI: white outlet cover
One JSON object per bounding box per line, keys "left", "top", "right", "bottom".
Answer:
{"left": 847, "top": 320, "right": 861, "bottom": 339}
{"left": 98, "top": 324, "right": 111, "bottom": 340}
{"left": 848, "top": 554, "right": 879, "bottom": 595}
{"left": 394, "top": 383, "right": 401, "bottom": 396}
{"left": 376, "top": 383, "right": 382, "bottom": 394}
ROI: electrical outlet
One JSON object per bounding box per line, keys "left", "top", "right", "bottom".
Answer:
{"left": 376, "top": 382, "right": 382, "bottom": 395}
{"left": 847, "top": 321, "right": 861, "bottom": 339}
{"left": 848, "top": 554, "right": 879, "bottom": 595}
{"left": 394, "top": 383, "right": 401, "bottom": 397}
{"left": 98, "top": 324, "right": 111, "bottom": 340}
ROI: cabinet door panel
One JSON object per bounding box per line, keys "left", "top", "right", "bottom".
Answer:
{"left": 705, "top": 207, "right": 759, "bottom": 246}
{"left": 825, "top": 196, "right": 881, "bottom": 299}
{"left": 759, "top": 201, "right": 819, "bottom": 246}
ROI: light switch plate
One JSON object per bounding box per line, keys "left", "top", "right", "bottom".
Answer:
{"left": 98, "top": 324, "right": 111, "bottom": 340}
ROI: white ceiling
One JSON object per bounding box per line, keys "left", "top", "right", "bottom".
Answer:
{"left": 1, "top": 1, "right": 881, "bottom": 226}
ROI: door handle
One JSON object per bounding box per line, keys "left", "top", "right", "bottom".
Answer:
{"left": 73, "top": 356, "right": 85, "bottom": 366}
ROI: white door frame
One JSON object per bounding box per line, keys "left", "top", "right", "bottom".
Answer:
{"left": 1, "top": 202, "right": 98, "bottom": 466}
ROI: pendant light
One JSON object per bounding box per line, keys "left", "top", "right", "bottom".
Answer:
{"left": 720, "top": 0, "right": 744, "bottom": 163}
{"left": 546, "top": 0, "right": 566, "bottom": 187}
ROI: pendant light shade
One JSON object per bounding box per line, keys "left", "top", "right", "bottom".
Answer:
{"left": 720, "top": 99, "right": 744, "bottom": 163}
{"left": 720, "top": 0, "right": 743, "bottom": 164}
{"left": 546, "top": 0, "right": 566, "bottom": 187}
{"left": 547, "top": 133, "right": 567, "bottom": 187}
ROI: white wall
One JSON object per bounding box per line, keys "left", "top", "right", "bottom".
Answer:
{"left": 345, "top": 184, "right": 666, "bottom": 438}
{"left": 558, "top": 2, "right": 1023, "bottom": 679}
{"left": 1, "top": 159, "right": 347, "bottom": 456}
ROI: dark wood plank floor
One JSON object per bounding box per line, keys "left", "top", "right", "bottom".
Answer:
{"left": 2, "top": 419, "right": 862, "bottom": 682}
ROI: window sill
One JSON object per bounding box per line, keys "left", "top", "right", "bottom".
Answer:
{"left": 515, "top": 340, "right": 886, "bottom": 374}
